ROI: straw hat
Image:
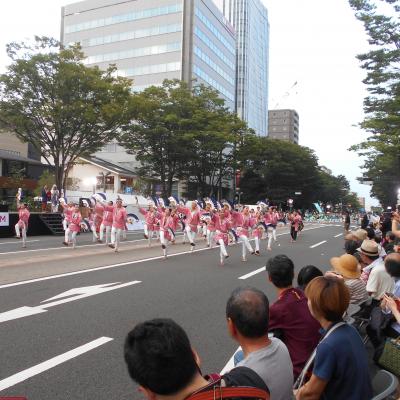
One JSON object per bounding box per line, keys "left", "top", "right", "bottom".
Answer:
{"left": 330, "top": 254, "right": 360, "bottom": 279}
{"left": 357, "top": 239, "right": 379, "bottom": 258}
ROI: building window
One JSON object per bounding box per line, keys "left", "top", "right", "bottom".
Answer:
{"left": 194, "top": 8, "right": 235, "bottom": 55}
{"left": 120, "top": 61, "right": 181, "bottom": 77}
{"left": 85, "top": 23, "right": 182, "bottom": 47}
{"left": 194, "top": 47, "right": 234, "bottom": 85}
{"left": 194, "top": 27, "right": 235, "bottom": 71}
{"left": 65, "top": 3, "right": 183, "bottom": 33}
{"left": 84, "top": 42, "right": 181, "bottom": 65}
{"left": 193, "top": 65, "right": 234, "bottom": 102}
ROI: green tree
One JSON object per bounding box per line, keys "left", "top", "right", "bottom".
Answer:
{"left": 0, "top": 36, "right": 132, "bottom": 190}
{"left": 183, "top": 84, "right": 254, "bottom": 198}
{"left": 237, "top": 137, "right": 323, "bottom": 207}
{"left": 120, "top": 80, "right": 194, "bottom": 196}
{"left": 349, "top": 0, "right": 400, "bottom": 206}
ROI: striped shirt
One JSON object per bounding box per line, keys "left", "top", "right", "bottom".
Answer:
{"left": 345, "top": 278, "right": 369, "bottom": 305}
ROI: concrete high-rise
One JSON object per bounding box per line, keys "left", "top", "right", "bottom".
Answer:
{"left": 268, "top": 109, "right": 299, "bottom": 144}
{"left": 61, "top": 0, "right": 236, "bottom": 110}
{"left": 215, "top": 0, "right": 270, "bottom": 136}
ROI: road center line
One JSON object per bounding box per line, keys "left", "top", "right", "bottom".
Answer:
{"left": 238, "top": 267, "right": 266, "bottom": 280}
{"left": 334, "top": 233, "right": 343, "bottom": 238}
{"left": 0, "top": 337, "right": 113, "bottom": 391}
{"left": 310, "top": 240, "right": 327, "bottom": 248}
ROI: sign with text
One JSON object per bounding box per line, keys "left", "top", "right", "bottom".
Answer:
{"left": 0, "top": 212, "right": 9, "bottom": 227}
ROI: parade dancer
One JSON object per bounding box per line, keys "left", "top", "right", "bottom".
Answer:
{"left": 214, "top": 208, "right": 231, "bottom": 265}
{"left": 107, "top": 198, "right": 127, "bottom": 252}
{"left": 159, "top": 208, "right": 179, "bottom": 258}
{"left": 60, "top": 199, "right": 74, "bottom": 240}
{"left": 250, "top": 209, "right": 264, "bottom": 256}
{"left": 233, "top": 206, "right": 255, "bottom": 261}
{"left": 90, "top": 199, "right": 104, "bottom": 243}
{"left": 139, "top": 201, "right": 158, "bottom": 246}
{"left": 63, "top": 204, "right": 81, "bottom": 249}
{"left": 15, "top": 201, "right": 30, "bottom": 248}
{"left": 289, "top": 210, "right": 302, "bottom": 243}
{"left": 263, "top": 208, "right": 277, "bottom": 251}
{"left": 178, "top": 200, "right": 201, "bottom": 252}
{"left": 99, "top": 200, "right": 113, "bottom": 245}
{"left": 203, "top": 200, "right": 217, "bottom": 248}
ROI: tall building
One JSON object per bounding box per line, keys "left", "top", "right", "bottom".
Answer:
{"left": 61, "top": 0, "right": 236, "bottom": 110}
{"left": 268, "top": 109, "right": 299, "bottom": 144}
{"left": 215, "top": 0, "right": 270, "bottom": 136}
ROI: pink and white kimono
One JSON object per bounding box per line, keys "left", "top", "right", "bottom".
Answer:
{"left": 159, "top": 210, "right": 179, "bottom": 258}
{"left": 139, "top": 207, "right": 159, "bottom": 246}
{"left": 15, "top": 206, "right": 30, "bottom": 247}
{"left": 62, "top": 205, "right": 74, "bottom": 232}
{"left": 177, "top": 204, "right": 201, "bottom": 250}
{"left": 214, "top": 214, "right": 231, "bottom": 265}
{"left": 91, "top": 203, "right": 104, "bottom": 241}
{"left": 100, "top": 207, "right": 113, "bottom": 244}
{"left": 65, "top": 211, "right": 82, "bottom": 248}
{"left": 233, "top": 210, "right": 254, "bottom": 261}
{"left": 251, "top": 214, "right": 263, "bottom": 255}
{"left": 111, "top": 205, "right": 127, "bottom": 251}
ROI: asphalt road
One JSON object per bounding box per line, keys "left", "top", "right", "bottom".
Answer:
{"left": 0, "top": 222, "right": 351, "bottom": 400}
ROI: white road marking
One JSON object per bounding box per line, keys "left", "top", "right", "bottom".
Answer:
{"left": 0, "top": 225, "right": 330, "bottom": 290}
{"left": 334, "top": 233, "right": 343, "bottom": 238}
{"left": 220, "top": 346, "right": 241, "bottom": 374}
{"left": 0, "top": 281, "right": 141, "bottom": 323}
{"left": 310, "top": 240, "right": 327, "bottom": 248}
{"left": 238, "top": 267, "right": 265, "bottom": 280}
{"left": 0, "top": 240, "right": 40, "bottom": 245}
{"left": 0, "top": 233, "right": 184, "bottom": 255}
{"left": 0, "top": 337, "right": 113, "bottom": 391}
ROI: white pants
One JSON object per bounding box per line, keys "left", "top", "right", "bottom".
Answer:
{"left": 185, "top": 226, "right": 195, "bottom": 246}
{"left": 202, "top": 224, "right": 207, "bottom": 237}
{"left": 254, "top": 237, "right": 260, "bottom": 252}
{"left": 15, "top": 223, "right": 27, "bottom": 247}
{"left": 63, "top": 218, "right": 68, "bottom": 231}
{"left": 111, "top": 226, "right": 121, "bottom": 251}
{"left": 65, "top": 228, "right": 77, "bottom": 248}
{"left": 144, "top": 225, "right": 153, "bottom": 246}
{"left": 267, "top": 227, "right": 277, "bottom": 249}
{"left": 240, "top": 235, "right": 253, "bottom": 259}
{"left": 207, "top": 230, "right": 215, "bottom": 247}
{"left": 219, "top": 239, "right": 228, "bottom": 262}
{"left": 91, "top": 224, "right": 98, "bottom": 241}
{"left": 160, "top": 230, "right": 168, "bottom": 257}
{"left": 100, "top": 224, "right": 111, "bottom": 244}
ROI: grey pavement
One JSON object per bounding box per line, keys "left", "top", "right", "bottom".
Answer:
{"left": 0, "top": 223, "right": 349, "bottom": 399}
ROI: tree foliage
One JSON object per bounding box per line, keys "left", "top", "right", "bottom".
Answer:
{"left": 349, "top": 0, "right": 400, "bottom": 206}
{"left": 120, "top": 80, "right": 253, "bottom": 197}
{"left": 0, "top": 36, "right": 132, "bottom": 190}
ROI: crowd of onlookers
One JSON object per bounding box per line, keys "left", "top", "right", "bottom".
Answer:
{"left": 40, "top": 184, "right": 62, "bottom": 213}
{"left": 122, "top": 209, "right": 400, "bottom": 399}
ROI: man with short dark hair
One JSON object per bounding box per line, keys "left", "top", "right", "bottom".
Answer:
{"left": 124, "top": 318, "right": 269, "bottom": 400}
{"left": 226, "top": 287, "right": 293, "bottom": 400}
{"left": 266, "top": 255, "right": 321, "bottom": 379}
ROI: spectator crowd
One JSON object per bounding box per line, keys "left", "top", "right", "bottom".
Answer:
{"left": 123, "top": 209, "right": 400, "bottom": 400}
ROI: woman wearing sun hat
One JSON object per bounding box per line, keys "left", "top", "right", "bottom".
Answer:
{"left": 330, "top": 254, "right": 369, "bottom": 305}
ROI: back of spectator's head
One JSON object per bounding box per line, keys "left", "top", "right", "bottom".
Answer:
{"left": 366, "top": 227, "right": 376, "bottom": 240}
{"left": 385, "top": 253, "right": 400, "bottom": 278}
{"left": 226, "top": 287, "right": 269, "bottom": 338}
{"left": 266, "top": 254, "right": 294, "bottom": 288}
{"left": 124, "top": 319, "right": 199, "bottom": 396}
{"left": 386, "top": 231, "right": 396, "bottom": 242}
{"left": 297, "top": 265, "right": 323, "bottom": 290}
{"left": 344, "top": 240, "right": 360, "bottom": 255}
{"left": 305, "top": 276, "right": 350, "bottom": 322}
{"left": 358, "top": 239, "right": 380, "bottom": 262}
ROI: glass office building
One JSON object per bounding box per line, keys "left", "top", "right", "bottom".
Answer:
{"left": 61, "top": 0, "right": 236, "bottom": 110}
{"left": 215, "top": 0, "right": 270, "bottom": 136}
